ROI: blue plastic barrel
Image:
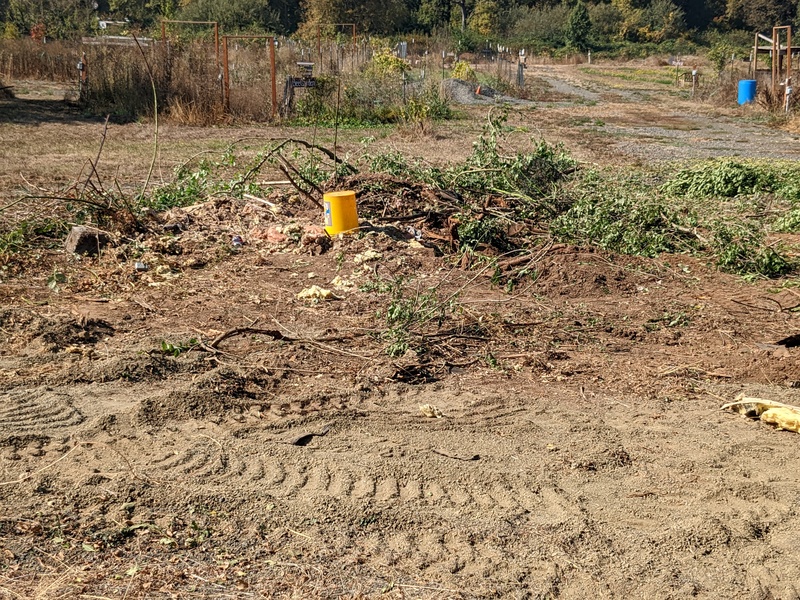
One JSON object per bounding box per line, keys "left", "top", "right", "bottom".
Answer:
{"left": 738, "top": 80, "right": 757, "bottom": 105}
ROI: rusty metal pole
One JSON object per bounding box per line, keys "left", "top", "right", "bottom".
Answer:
{"left": 222, "top": 36, "right": 230, "bottom": 112}
{"left": 269, "top": 36, "right": 277, "bottom": 120}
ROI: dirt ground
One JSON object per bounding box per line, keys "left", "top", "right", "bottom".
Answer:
{"left": 2, "top": 63, "right": 800, "bottom": 599}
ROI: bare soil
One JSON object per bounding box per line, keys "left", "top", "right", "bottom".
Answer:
{"left": 1, "top": 64, "right": 800, "bottom": 599}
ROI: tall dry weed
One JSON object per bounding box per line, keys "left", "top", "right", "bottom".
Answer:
{"left": 0, "top": 38, "right": 296, "bottom": 123}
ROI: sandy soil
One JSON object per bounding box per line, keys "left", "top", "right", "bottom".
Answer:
{"left": 1, "top": 63, "right": 800, "bottom": 599}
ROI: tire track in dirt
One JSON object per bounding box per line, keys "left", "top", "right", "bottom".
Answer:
{"left": 140, "top": 432, "right": 553, "bottom": 515}
{"left": 0, "top": 390, "right": 84, "bottom": 435}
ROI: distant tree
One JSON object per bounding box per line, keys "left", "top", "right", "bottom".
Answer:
{"left": 724, "top": 0, "right": 797, "bottom": 31}
{"left": 468, "top": 0, "right": 498, "bottom": 35}
{"left": 300, "top": 0, "right": 409, "bottom": 35}
{"left": 178, "top": 0, "right": 282, "bottom": 34}
{"left": 609, "top": 0, "right": 686, "bottom": 42}
{"left": 417, "top": 0, "right": 473, "bottom": 31}
{"left": 641, "top": 0, "right": 685, "bottom": 41}
{"left": 107, "top": 0, "right": 157, "bottom": 27}
{"left": 565, "top": 0, "right": 591, "bottom": 50}
{"left": 7, "top": 0, "right": 96, "bottom": 38}
{"left": 454, "top": 0, "right": 468, "bottom": 30}
{"left": 671, "top": 0, "right": 721, "bottom": 30}
{"left": 505, "top": 3, "right": 570, "bottom": 47}
{"left": 589, "top": 2, "right": 624, "bottom": 41}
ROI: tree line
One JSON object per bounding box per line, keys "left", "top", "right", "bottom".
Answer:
{"left": 1, "top": 0, "right": 799, "bottom": 47}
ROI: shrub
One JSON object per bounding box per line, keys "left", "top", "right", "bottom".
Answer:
{"left": 451, "top": 60, "right": 477, "bottom": 82}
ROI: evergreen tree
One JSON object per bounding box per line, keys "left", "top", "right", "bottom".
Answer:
{"left": 565, "top": 0, "right": 591, "bottom": 50}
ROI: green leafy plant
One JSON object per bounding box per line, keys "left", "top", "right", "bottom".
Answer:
{"left": 551, "top": 176, "right": 699, "bottom": 257}
{"left": 710, "top": 220, "right": 792, "bottom": 277}
{"left": 368, "top": 276, "right": 460, "bottom": 358}
{"left": 662, "top": 160, "right": 774, "bottom": 198}
{"left": 160, "top": 338, "right": 199, "bottom": 357}
{"left": 146, "top": 161, "right": 213, "bottom": 211}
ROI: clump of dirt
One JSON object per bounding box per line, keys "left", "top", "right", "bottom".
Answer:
{"left": 33, "top": 317, "right": 114, "bottom": 351}
{"left": 136, "top": 366, "right": 276, "bottom": 426}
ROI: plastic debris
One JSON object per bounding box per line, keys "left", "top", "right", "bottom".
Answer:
{"left": 406, "top": 226, "right": 424, "bottom": 240}
{"left": 296, "top": 285, "right": 335, "bottom": 300}
{"left": 232, "top": 235, "right": 243, "bottom": 248}
{"left": 722, "top": 394, "right": 800, "bottom": 434}
{"left": 134, "top": 262, "right": 148, "bottom": 272}
{"left": 353, "top": 249, "right": 383, "bottom": 264}
{"left": 330, "top": 275, "right": 356, "bottom": 290}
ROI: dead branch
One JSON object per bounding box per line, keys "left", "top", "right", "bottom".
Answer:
{"left": 276, "top": 154, "right": 323, "bottom": 196}
{"left": 81, "top": 115, "right": 110, "bottom": 198}
{"left": 278, "top": 163, "right": 323, "bottom": 210}
{"left": 209, "top": 327, "right": 294, "bottom": 349}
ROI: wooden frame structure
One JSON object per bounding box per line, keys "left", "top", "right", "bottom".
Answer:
{"left": 752, "top": 25, "right": 798, "bottom": 95}
{"left": 221, "top": 35, "right": 278, "bottom": 120}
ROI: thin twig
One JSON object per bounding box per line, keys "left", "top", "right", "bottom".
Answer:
{"left": 133, "top": 34, "right": 158, "bottom": 202}
{"left": 0, "top": 444, "right": 83, "bottom": 487}
{"left": 276, "top": 154, "right": 324, "bottom": 196}
{"left": 81, "top": 114, "right": 110, "bottom": 198}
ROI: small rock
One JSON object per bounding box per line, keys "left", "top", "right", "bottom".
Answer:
{"left": 65, "top": 226, "right": 111, "bottom": 256}
{"left": 252, "top": 227, "right": 288, "bottom": 244}
{"left": 419, "top": 404, "right": 444, "bottom": 419}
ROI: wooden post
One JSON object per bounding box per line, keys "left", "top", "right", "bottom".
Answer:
{"left": 78, "top": 51, "right": 88, "bottom": 101}
{"left": 787, "top": 26, "right": 792, "bottom": 81}
{"left": 222, "top": 36, "right": 230, "bottom": 111}
{"left": 772, "top": 27, "right": 779, "bottom": 96}
{"left": 753, "top": 32, "right": 758, "bottom": 77}
{"left": 269, "top": 36, "right": 277, "bottom": 120}
{"left": 161, "top": 21, "right": 166, "bottom": 42}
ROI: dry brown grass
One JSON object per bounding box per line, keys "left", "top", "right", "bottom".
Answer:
{"left": 0, "top": 38, "right": 300, "bottom": 123}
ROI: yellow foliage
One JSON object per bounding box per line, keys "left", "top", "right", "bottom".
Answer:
{"left": 468, "top": 0, "right": 499, "bottom": 36}
{"left": 2, "top": 22, "right": 20, "bottom": 40}
{"left": 370, "top": 47, "right": 408, "bottom": 75}
{"left": 451, "top": 60, "right": 477, "bottom": 83}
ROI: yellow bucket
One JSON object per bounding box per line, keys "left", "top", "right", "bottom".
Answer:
{"left": 323, "top": 190, "right": 359, "bottom": 235}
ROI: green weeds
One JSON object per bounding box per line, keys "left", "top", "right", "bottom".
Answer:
{"left": 552, "top": 171, "right": 699, "bottom": 257}
{"left": 0, "top": 219, "right": 67, "bottom": 264}
{"left": 367, "top": 276, "right": 461, "bottom": 358}
{"left": 160, "top": 338, "right": 199, "bottom": 357}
